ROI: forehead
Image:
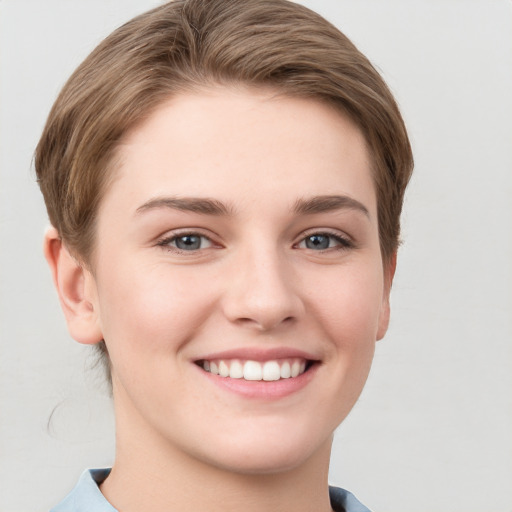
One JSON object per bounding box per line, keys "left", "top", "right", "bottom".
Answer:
{"left": 104, "top": 87, "right": 376, "bottom": 218}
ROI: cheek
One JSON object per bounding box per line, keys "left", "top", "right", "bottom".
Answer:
{"left": 307, "top": 263, "right": 385, "bottom": 350}
{"left": 95, "top": 262, "right": 217, "bottom": 358}
{"left": 296, "top": 266, "right": 383, "bottom": 431}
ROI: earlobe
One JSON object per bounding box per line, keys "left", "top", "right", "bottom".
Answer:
{"left": 44, "top": 226, "right": 103, "bottom": 345}
{"left": 376, "top": 252, "right": 397, "bottom": 341}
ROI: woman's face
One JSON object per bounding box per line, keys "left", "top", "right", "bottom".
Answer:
{"left": 84, "top": 87, "right": 392, "bottom": 474}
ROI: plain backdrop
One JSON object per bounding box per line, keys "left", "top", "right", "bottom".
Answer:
{"left": 1, "top": 1, "right": 511, "bottom": 511}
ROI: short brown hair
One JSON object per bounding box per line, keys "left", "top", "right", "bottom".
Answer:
{"left": 36, "top": 0, "right": 413, "bottom": 370}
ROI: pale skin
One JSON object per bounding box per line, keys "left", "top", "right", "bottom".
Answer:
{"left": 45, "top": 87, "right": 395, "bottom": 512}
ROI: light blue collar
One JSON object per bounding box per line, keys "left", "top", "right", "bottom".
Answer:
{"left": 51, "top": 468, "right": 371, "bottom": 512}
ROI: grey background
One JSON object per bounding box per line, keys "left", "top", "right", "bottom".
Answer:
{"left": 1, "top": 1, "right": 511, "bottom": 510}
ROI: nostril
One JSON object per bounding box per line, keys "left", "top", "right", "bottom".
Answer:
{"left": 235, "top": 315, "right": 296, "bottom": 331}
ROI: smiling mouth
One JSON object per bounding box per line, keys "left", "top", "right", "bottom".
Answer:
{"left": 196, "top": 358, "right": 315, "bottom": 381}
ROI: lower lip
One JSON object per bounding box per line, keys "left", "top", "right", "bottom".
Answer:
{"left": 196, "top": 363, "right": 319, "bottom": 399}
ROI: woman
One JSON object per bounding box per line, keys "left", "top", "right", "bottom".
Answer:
{"left": 36, "top": 0, "right": 413, "bottom": 510}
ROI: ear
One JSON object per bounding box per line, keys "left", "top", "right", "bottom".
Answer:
{"left": 376, "top": 252, "right": 397, "bottom": 341}
{"left": 44, "top": 226, "right": 103, "bottom": 345}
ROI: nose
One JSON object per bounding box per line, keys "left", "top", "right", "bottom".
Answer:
{"left": 221, "top": 246, "right": 304, "bottom": 332}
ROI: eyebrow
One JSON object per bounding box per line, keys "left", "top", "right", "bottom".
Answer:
{"left": 136, "top": 196, "right": 233, "bottom": 216}
{"left": 293, "top": 195, "right": 369, "bottom": 217}
{"left": 135, "top": 194, "right": 369, "bottom": 218}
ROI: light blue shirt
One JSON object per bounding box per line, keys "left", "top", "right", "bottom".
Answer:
{"left": 51, "top": 468, "right": 371, "bottom": 512}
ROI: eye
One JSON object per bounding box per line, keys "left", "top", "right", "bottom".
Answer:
{"left": 158, "top": 233, "right": 213, "bottom": 252}
{"left": 297, "top": 232, "right": 352, "bottom": 251}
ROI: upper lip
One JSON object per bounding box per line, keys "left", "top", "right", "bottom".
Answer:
{"left": 194, "top": 347, "right": 321, "bottom": 362}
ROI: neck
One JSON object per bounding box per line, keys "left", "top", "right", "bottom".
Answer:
{"left": 101, "top": 387, "right": 334, "bottom": 512}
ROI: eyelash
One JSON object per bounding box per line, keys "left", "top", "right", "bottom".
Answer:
{"left": 295, "top": 231, "right": 354, "bottom": 251}
{"left": 156, "top": 231, "right": 214, "bottom": 253}
{"left": 156, "top": 229, "right": 354, "bottom": 255}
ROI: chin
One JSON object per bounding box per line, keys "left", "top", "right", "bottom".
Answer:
{"left": 193, "top": 424, "right": 332, "bottom": 476}
{"left": 206, "top": 450, "right": 313, "bottom": 476}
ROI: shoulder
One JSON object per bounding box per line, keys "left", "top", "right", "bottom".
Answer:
{"left": 329, "top": 486, "right": 372, "bottom": 512}
{"left": 50, "top": 469, "right": 116, "bottom": 512}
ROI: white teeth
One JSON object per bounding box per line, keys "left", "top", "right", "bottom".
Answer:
{"left": 243, "top": 360, "right": 263, "bottom": 381}
{"left": 201, "top": 358, "right": 310, "bottom": 381}
{"left": 219, "top": 360, "right": 230, "bottom": 377}
{"left": 280, "top": 361, "right": 291, "bottom": 379}
{"left": 229, "top": 360, "right": 243, "bottom": 379}
{"left": 263, "top": 361, "right": 280, "bottom": 381}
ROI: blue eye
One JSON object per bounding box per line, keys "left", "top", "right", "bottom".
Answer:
{"left": 159, "top": 233, "right": 213, "bottom": 251}
{"left": 174, "top": 235, "right": 202, "bottom": 250}
{"left": 305, "top": 234, "right": 330, "bottom": 250}
{"left": 299, "top": 233, "right": 351, "bottom": 251}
